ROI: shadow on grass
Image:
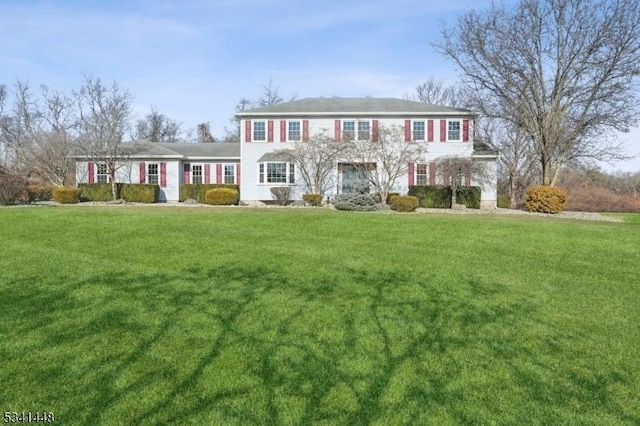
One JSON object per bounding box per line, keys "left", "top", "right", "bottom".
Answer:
{"left": 1, "top": 265, "right": 637, "bottom": 424}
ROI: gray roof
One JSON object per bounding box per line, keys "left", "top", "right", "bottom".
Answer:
{"left": 236, "top": 97, "right": 474, "bottom": 117}
{"left": 257, "top": 150, "right": 295, "bottom": 162}
{"left": 472, "top": 139, "right": 499, "bottom": 157}
{"left": 131, "top": 141, "right": 240, "bottom": 159}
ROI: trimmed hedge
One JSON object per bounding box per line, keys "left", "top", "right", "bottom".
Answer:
{"left": 456, "top": 187, "right": 481, "bottom": 209}
{"left": 302, "top": 193, "right": 323, "bottom": 207}
{"left": 408, "top": 185, "right": 482, "bottom": 209}
{"left": 180, "top": 184, "right": 240, "bottom": 203}
{"left": 52, "top": 187, "right": 81, "bottom": 204}
{"left": 121, "top": 184, "right": 159, "bottom": 203}
{"left": 204, "top": 188, "right": 239, "bottom": 205}
{"left": 497, "top": 194, "right": 511, "bottom": 209}
{"left": 389, "top": 195, "right": 419, "bottom": 212}
{"left": 78, "top": 183, "right": 113, "bottom": 201}
{"left": 525, "top": 185, "right": 568, "bottom": 214}
{"left": 408, "top": 185, "right": 452, "bottom": 208}
{"left": 333, "top": 193, "right": 378, "bottom": 211}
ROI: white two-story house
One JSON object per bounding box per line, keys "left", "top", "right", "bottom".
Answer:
{"left": 236, "top": 97, "right": 498, "bottom": 208}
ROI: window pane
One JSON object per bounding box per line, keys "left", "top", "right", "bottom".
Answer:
{"left": 97, "top": 164, "right": 108, "bottom": 183}
{"left": 253, "top": 121, "right": 266, "bottom": 141}
{"left": 289, "top": 163, "right": 295, "bottom": 184}
{"left": 267, "top": 162, "right": 287, "bottom": 183}
{"left": 448, "top": 121, "right": 461, "bottom": 141}
{"left": 259, "top": 163, "right": 264, "bottom": 183}
{"left": 413, "top": 121, "right": 425, "bottom": 141}
{"left": 148, "top": 164, "right": 159, "bottom": 185}
{"left": 358, "top": 121, "right": 370, "bottom": 140}
{"left": 343, "top": 121, "right": 355, "bottom": 140}
{"left": 192, "top": 165, "right": 202, "bottom": 184}
{"left": 224, "top": 164, "right": 235, "bottom": 184}
{"left": 416, "top": 163, "right": 428, "bottom": 186}
{"left": 288, "top": 121, "right": 301, "bottom": 141}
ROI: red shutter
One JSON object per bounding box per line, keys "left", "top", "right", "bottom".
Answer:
{"left": 372, "top": 120, "right": 379, "bottom": 142}
{"left": 465, "top": 173, "right": 471, "bottom": 187}
{"left": 463, "top": 119, "right": 469, "bottom": 142}
{"left": 216, "top": 164, "right": 222, "bottom": 184}
{"left": 427, "top": 120, "right": 434, "bottom": 142}
{"left": 160, "top": 162, "right": 167, "bottom": 188}
{"left": 183, "top": 163, "right": 190, "bottom": 184}
{"left": 335, "top": 120, "right": 341, "bottom": 140}
{"left": 429, "top": 161, "right": 436, "bottom": 185}
{"left": 204, "top": 164, "right": 211, "bottom": 184}
{"left": 303, "top": 120, "right": 309, "bottom": 142}
{"left": 245, "top": 120, "right": 252, "bottom": 143}
{"left": 404, "top": 120, "right": 411, "bottom": 142}
{"left": 236, "top": 164, "right": 241, "bottom": 186}
{"left": 408, "top": 162, "right": 415, "bottom": 186}
{"left": 440, "top": 120, "right": 446, "bottom": 142}
{"left": 280, "top": 120, "right": 286, "bottom": 142}
{"left": 139, "top": 162, "right": 146, "bottom": 184}
{"left": 88, "top": 162, "right": 95, "bottom": 184}
{"left": 267, "top": 120, "right": 274, "bottom": 143}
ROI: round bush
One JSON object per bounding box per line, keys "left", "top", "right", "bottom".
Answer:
{"left": 302, "top": 193, "right": 323, "bottom": 207}
{"left": 524, "top": 185, "right": 568, "bottom": 213}
{"left": 333, "top": 193, "right": 378, "bottom": 211}
{"left": 389, "top": 195, "right": 419, "bottom": 212}
{"left": 205, "top": 188, "right": 239, "bottom": 205}
{"left": 52, "top": 187, "right": 81, "bottom": 204}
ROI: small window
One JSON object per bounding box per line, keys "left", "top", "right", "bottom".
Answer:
{"left": 413, "top": 121, "right": 425, "bottom": 141}
{"left": 253, "top": 121, "right": 266, "bottom": 141}
{"left": 147, "top": 163, "right": 159, "bottom": 184}
{"left": 358, "top": 121, "right": 370, "bottom": 140}
{"left": 448, "top": 120, "right": 461, "bottom": 141}
{"left": 224, "top": 164, "right": 235, "bottom": 184}
{"left": 192, "top": 164, "right": 203, "bottom": 184}
{"left": 96, "top": 163, "right": 108, "bottom": 183}
{"left": 416, "top": 163, "right": 428, "bottom": 185}
{"left": 288, "top": 121, "right": 301, "bottom": 141}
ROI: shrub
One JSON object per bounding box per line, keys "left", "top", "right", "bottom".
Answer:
{"left": 204, "top": 188, "right": 239, "bottom": 205}
{"left": 302, "top": 193, "right": 323, "bottom": 207}
{"left": 408, "top": 185, "right": 452, "bottom": 208}
{"left": 497, "top": 194, "right": 511, "bottom": 209}
{"left": 456, "top": 186, "right": 481, "bottom": 209}
{"left": 78, "top": 183, "right": 114, "bottom": 201}
{"left": 270, "top": 187, "right": 292, "bottom": 206}
{"left": 524, "top": 185, "right": 568, "bottom": 214}
{"left": 333, "top": 193, "right": 378, "bottom": 211}
{"left": 26, "top": 185, "right": 53, "bottom": 203}
{"left": 120, "top": 184, "right": 159, "bottom": 203}
{"left": 386, "top": 192, "right": 400, "bottom": 205}
{"left": 52, "top": 187, "right": 81, "bottom": 204}
{"left": 389, "top": 195, "right": 419, "bottom": 212}
{"left": 0, "top": 174, "right": 27, "bottom": 205}
{"left": 180, "top": 184, "right": 240, "bottom": 203}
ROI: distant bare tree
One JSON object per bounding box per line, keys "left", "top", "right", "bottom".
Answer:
{"left": 197, "top": 122, "right": 215, "bottom": 143}
{"left": 408, "top": 78, "right": 465, "bottom": 108}
{"left": 134, "top": 105, "right": 182, "bottom": 143}
{"left": 345, "top": 124, "right": 428, "bottom": 204}
{"left": 74, "top": 76, "right": 136, "bottom": 200}
{"left": 436, "top": 0, "right": 640, "bottom": 186}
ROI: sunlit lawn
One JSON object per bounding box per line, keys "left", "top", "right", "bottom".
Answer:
{"left": 1, "top": 206, "right": 638, "bottom": 425}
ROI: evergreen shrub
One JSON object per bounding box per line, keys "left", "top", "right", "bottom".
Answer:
{"left": 389, "top": 195, "right": 419, "bottom": 212}
{"left": 525, "top": 185, "right": 568, "bottom": 213}
{"left": 78, "top": 183, "right": 113, "bottom": 201}
{"left": 408, "top": 185, "right": 452, "bottom": 208}
{"left": 333, "top": 193, "right": 378, "bottom": 211}
{"left": 52, "top": 187, "right": 81, "bottom": 204}
{"left": 121, "top": 184, "right": 159, "bottom": 203}
{"left": 456, "top": 187, "right": 481, "bottom": 209}
{"left": 180, "top": 184, "right": 239, "bottom": 203}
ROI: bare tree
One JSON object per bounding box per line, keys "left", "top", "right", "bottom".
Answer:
{"left": 274, "top": 132, "right": 348, "bottom": 196}
{"left": 408, "top": 78, "right": 466, "bottom": 108}
{"left": 345, "top": 124, "right": 428, "bottom": 204}
{"left": 197, "top": 122, "right": 215, "bottom": 143}
{"left": 74, "top": 76, "right": 136, "bottom": 201}
{"left": 436, "top": 0, "right": 640, "bottom": 186}
{"left": 435, "top": 156, "right": 494, "bottom": 207}
{"left": 134, "top": 105, "right": 182, "bottom": 143}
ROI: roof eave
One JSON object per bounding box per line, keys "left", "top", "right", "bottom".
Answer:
{"left": 236, "top": 111, "right": 477, "bottom": 118}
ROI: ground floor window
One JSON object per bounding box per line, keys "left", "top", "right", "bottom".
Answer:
{"left": 147, "top": 163, "right": 159, "bottom": 184}
{"left": 96, "top": 163, "right": 108, "bottom": 183}
{"left": 192, "top": 164, "right": 203, "bottom": 184}
{"left": 259, "top": 162, "right": 295, "bottom": 184}
{"left": 416, "top": 163, "right": 428, "bottom": 185}
{"left": 224, "top": 164, "right": 235, "bottom": 184}
{"left": 340, "top": 163, "right": 374, "bottom": 193}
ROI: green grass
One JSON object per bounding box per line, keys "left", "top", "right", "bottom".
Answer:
{"left": 1, "top": 206, "right": 639, "bottom": 425}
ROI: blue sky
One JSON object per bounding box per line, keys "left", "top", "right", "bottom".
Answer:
{"left": 1, "top": 0, "right": 638, "bottom": 171}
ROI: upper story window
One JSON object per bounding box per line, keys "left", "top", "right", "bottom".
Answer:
{"left": 253, "top": 121, "right": 266, "bottom": 142}
{"left": 96, "top": 163, "right": 108, "bottom": 183}
{"left": 448, "top": 120, "right": 461, "bottom": 141}
{"left": 288, "top": 121, "right": 301, "bottom": 141}
{"left": 147, "top": 163, "right": 159, "bottom": 185}
{"left": 413, "top": 121, "right": 425, "bottom": 141}
{"left": 342, "top": 120, "right": 371, "bottom": 140}
{"left": 343, "top": 121, "right": 355, "bottom": 140}
{"left": 358, "top": 121, "right": 370, "bottom": 140}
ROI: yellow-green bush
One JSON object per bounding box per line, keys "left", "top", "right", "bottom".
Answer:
{"left": 389, "top": 195, "right": 419, "bottom": 212}
{"left": 497, "top": 194, "right": 511, "bottom": 208}
{"left": 204, "top": 188, "right": 239, "bottom": 205}
{"left": 52, "top": 187, "right": 81, "bottom": 204}
{"left": 302, "top": 193, "right": 323, "bottom": 206}
{"left": 524, "top": 185, "right": 568, "bottom": 213}
{"left": 120, "top": 184, "right": 159, "bottom": 203}
{"left": 180, "top": 184, "right": 240, "bottom": 203}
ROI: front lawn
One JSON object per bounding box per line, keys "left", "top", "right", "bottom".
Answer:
{"left": 0, "top": 207, "right": 638, "bottom": 425}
